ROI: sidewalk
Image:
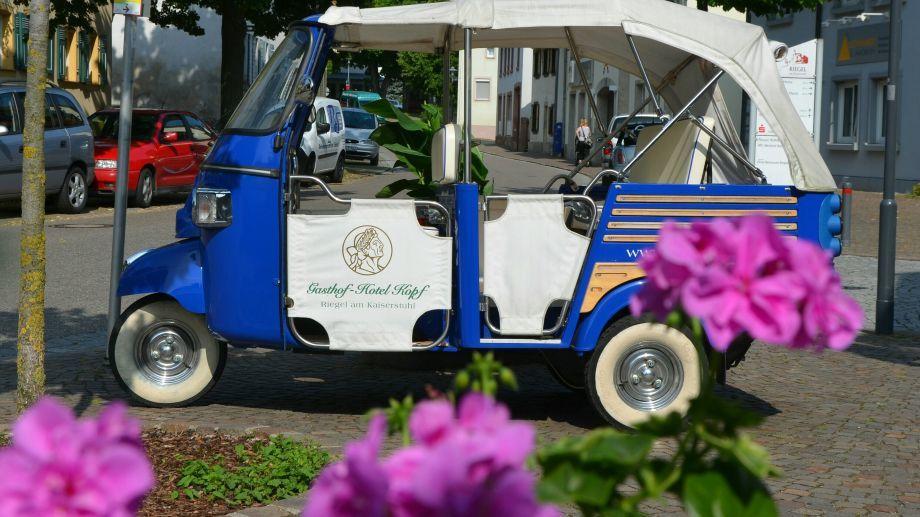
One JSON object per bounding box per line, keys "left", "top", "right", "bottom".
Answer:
{"left": 479, "top": 143, "right": 604, "bottom": 178}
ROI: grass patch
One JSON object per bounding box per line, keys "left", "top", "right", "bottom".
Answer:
{"left": 0, "top": 432, "right": 9, "bottom": 447}
{"left": 911, "top": 183, "right": 920, "bottom": 198}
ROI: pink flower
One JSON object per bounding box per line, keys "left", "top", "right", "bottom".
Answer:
{"left": 383, "top": 393, "right": 553, "bottom": 517}
{"left": 0, "top": 397, "right": 154, "bottom": 517}
{"left": 305, "top": 393, "right": 557, "bottom": 517}
{"left": 630, "top": 214, "right": 862, "bottom": 352}
{"left": 786, "top": 239, "right": 864, "bottom": 350}
{"left": 303, "top": 414, "right": 389, "bottom": 517}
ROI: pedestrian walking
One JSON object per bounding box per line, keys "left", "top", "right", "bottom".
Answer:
{"left": 575, "top": 118, "right": 591, "bottom": 165}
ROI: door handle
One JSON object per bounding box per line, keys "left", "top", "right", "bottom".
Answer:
{"left": 60, "top": 140, "right": 67, "bottom": 148}
{"left": 18, "top": 146, "right": 23, "bottom": 154}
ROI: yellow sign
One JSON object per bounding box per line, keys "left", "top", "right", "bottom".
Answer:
{"left": 838, "top": 35, "right": 851, "bottom": 62}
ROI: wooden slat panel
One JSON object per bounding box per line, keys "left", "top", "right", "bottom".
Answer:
{"left": 611, "top": 208, "right": 797, "bottom": 217}
{"left": 605, "top": 234, "right": 798, "bottom": 243}
{"left": 615, "top": 195, "right": 797, "bottom": 204}
{"left": 607, "top": 221, "right": 798, "bottom": 231}
{"left": 603, "top": 235, "right": 659, "bottom": 243}
{"left": 581, "top": 263, "right": 645, "bottom": 313}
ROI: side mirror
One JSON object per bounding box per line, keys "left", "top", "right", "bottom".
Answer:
{"left": 161, "top": 131, "right": 179, "bottom": 143}
{"left": 0, "top": 125, "right": 9, "bottom": 135}
{"left": 431, "top": 124, "right": 459, "bottom": 184}
{"left": 316, "top": 121, "right": 331, "bottom": 135}
{"left": 294, "top": 75, "right": 316, "bottom": 105}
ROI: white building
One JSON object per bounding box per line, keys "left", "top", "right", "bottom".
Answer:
{"left": 456, "top": 47, "right": 499, "bottom": 141}
{"left": 111, "top": 8, "right": 281, "bottom": 125}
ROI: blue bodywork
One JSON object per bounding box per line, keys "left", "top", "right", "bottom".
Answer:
{"left": 117, "top": 20, "right": 842, "bottom": 355}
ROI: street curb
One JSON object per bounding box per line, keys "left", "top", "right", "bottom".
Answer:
{"left": 226, "top": 494, "right": 306, "bottom": 516}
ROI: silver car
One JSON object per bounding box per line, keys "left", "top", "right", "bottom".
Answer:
{"left": 0, "top": 83, "right": 94, "bottom": 213}
{"left": 342, "top": 107, "right": 380, "bottom": 166}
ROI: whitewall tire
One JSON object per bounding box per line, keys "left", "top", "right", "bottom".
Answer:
{"left": 109, "top": 296, "right": 226, "bottom": 407}
{"left": 586, "top": 317, "right": 704, "bottom": 429}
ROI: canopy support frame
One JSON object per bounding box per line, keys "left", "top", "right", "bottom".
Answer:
{"left": 441, "top": 27, "right": 453, "bottom": 123}
{"left": 684, "top": 112, "right": 766, "bottom": 182}
{"left": 463, "top": 27, "right": 472, "bottom": 183}
{"left": 564, "top": 27, "right": 608, "bottom": 140}
{"left": 562, "top": 55, "right": 697, "bottom": 184}
{"left": 622, "top": 69, "right": 725, "bottom": 177}
{"left": 626, "top": 35, "right": 664, "bottom": 117}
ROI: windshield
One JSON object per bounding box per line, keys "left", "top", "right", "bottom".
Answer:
{"left": 89, "top": 113, "right": 158, "bottom": 140}
{"left": 343, "top": 110, "right": 376, "bottom": 130}
{"left": 225, "top": 29, "right": 310, "bottom": 132}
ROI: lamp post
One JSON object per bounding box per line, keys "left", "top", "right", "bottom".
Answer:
{"left": 876, "top": 0, "right": 902, "bottom": 334}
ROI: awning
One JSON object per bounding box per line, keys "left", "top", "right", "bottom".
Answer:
{"left": 319, "top": 0, "right": 836, "bottom": 192}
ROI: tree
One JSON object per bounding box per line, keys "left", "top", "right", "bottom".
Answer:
{"left": 12, "top": 0, "right": 108, "bottom": 32}
{"left": 700, "top": 0, "right": 823, "bottom": 16}
{"left": 17, "top": 0, "right": 52, "bottom": 412}
{"left": 151, "top": 0, "right": 335, "bottom": 126}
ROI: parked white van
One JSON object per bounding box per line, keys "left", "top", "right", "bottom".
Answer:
{"left": 298, "top": 97, "right": 346, "bottom": 182}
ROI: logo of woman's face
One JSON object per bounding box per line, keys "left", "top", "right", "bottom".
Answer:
{"left": 342, "top": 225, "right": 392, "bottom": 275}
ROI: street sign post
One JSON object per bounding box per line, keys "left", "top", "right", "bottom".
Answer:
{"left": 106, "top": 3, "right": 145, "bottom": 344}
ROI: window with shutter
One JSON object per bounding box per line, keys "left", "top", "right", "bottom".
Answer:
{"left": 56, "top": 28, "right": 66, "bottom": 81}
{"left": 98, "top": 38, "right": 107, "bottom": 85}
{"left": 14, "top": 13, "right": 28, "bottom": 71}
{"left": 78, "top": 32, "right": 90, "bottom": 83}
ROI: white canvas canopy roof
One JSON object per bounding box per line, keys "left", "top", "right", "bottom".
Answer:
{"left": 319, "top": 0, "right": 836, "bottom": 192}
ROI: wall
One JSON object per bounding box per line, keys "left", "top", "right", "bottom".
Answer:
{"left": 755, "top": 0, "right": 919, "bottom": 192}
{"left": 0, "top": 1, "right": 111, "bottom": 114}
{"left": 456, "top": 47, "right": 498, "bottom": 141}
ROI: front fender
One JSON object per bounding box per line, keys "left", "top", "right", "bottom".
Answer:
{"left": 118, "top": 238, "right": 205, "bottom": 314}
{"left": 572, "top": 279, "right": 646, "bottom": 352}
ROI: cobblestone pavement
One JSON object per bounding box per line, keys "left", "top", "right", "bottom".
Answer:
{"left": 2, "top": 159, "right": 919, "bottom": 515}
{"left": 1, "top": 256, "right": 918, "bottom": 515}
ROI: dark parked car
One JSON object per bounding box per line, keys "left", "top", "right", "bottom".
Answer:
{"left": 0, "top": 83, "right": 95, "bottom": 213}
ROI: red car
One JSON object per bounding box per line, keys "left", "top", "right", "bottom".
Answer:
{"left": 89, "top": 109, "right": 216, "bottom": 207}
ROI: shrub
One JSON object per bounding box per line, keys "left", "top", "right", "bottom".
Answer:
{"left": 175, "top": 435, "right": 330, "bottom": 506}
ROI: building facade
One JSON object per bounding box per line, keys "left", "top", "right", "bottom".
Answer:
{"left": 0, "top": 1, "right": 112, "bottom": 114}
{"left": 457, "top": 47, "right": 498, "bottom": 141}
{"left": 495, "top": 47, "right": 531, "bottom": 150}
{"left": 754, "top": 0, "right": 918, "bottom": 191}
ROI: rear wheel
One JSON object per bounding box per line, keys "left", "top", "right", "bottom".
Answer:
{"left": 56, "top": 166, "right": 87, "bottom": 213}
{"left": 586, "top": 317, "right": 704, "bottom": 428}
{"left": 329, "top": 153, "right": 345, "bottom": 183}
{"left": 109, "top": 295, "right": 227, "bottom": 407}
{"left": 134, "top": 168, "right": 155, "bottom": 208}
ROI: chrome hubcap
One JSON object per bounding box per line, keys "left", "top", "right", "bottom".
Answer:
{"left": 615, "top": 341, "right": 683, "bottom": 411}
{"left": 68, "top": 174, "right": 85, "bottom": 206}
{"left": 135, "top": 322, "right": 199, "bottom": 385}
{"left": 141, "top": 175, "right": 152, "bottom": 202}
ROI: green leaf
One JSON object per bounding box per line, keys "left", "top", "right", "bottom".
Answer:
{"left": 729, "top": 433, "right": 778, "bottom": 479}
{"left": 682, "top": 471, "right": 777, "bottom": 517}
{"left": 582, "top": 432, "right": 654, "bottom": 467}
{"left": 363, "top": 99, "right": 426, "bottom": 132}
{"left": 683, "top": 472, "right": 745, "bottom": 517}
{"left": 634, "top": 412, "right": 685, "bottom": 437}
{"left": 376, "top": 178, "right": 422, "bottom": 198}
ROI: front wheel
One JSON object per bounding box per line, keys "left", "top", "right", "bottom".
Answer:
{"left": 56, "top": 166, "right": 87, "bottom": 213}
{"left": 329, "top": 153, "right": 345, "bottom": 183}
{"left": 586, "top": 317, "right": 704, "bottom": 429}
{"left": 134, "top": 168, "right": 155, "bottom": 208}
{"left": 109, "top": 295, "right": 227, "bottom": 407}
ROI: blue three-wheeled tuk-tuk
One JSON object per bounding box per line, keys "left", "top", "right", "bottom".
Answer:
{"left": 109, "top": 0, "right": 842, "bottom": 428}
